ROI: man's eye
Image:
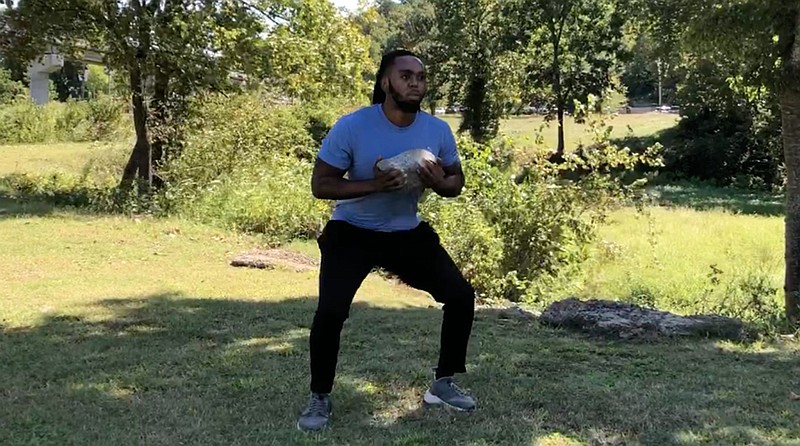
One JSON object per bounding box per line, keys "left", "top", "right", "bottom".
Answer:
{"left": 402, "top": 74, "right": 409, "bottom": 80}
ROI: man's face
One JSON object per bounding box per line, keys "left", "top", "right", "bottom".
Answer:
{"left": 383, "top": 56, "right": 427, "bottom": 113}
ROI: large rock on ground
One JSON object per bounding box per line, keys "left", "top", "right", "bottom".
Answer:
{"left": 541, "top": 298, "right": 746, "bottom": 340}
{"left": 230, "top": 249, "right": 318, "bottom": 272}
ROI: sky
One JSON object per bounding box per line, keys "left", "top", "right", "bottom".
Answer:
{"left": 331, "top": 0, "right": 362, "bottom": 12}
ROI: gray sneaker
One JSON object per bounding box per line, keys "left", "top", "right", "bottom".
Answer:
{"left": 423, "top": 376, "right": 476, "bottom": 412}
{"left": 297, "top": 393, "right": 332, "bottom": 432}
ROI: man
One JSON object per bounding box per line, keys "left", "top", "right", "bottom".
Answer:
{"left": 297, "top": 49, "right": 477, "bottom": 433}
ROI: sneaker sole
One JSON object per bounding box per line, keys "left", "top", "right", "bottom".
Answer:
{"left": 422, "top": 390, "right": 476, "bottom": 412}
{"left": 296, "top": 420, "right": 330, "bottom": 433}
{"left": 296, "top": 412, "right": 332, "bottom": 433}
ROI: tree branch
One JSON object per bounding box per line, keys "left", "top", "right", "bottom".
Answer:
{"left": 233, "top": 0, "right": 287, "bottom": 26}
{"left": 791, "top": 9, "right": 800, "bottom": 69}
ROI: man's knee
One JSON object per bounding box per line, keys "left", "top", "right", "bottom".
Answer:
{"left": 440, "top": 277, "right": 476, "bottom": 313}
{"left": 312, "top": 304, "right": 351, "bottom": 331}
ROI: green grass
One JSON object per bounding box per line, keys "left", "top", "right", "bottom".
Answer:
{"left": 0, "top": 140, "right": 130, "bottom": 179}
{"left": 574, "top": 206, "right": 784, "bottom": 317}
{"left": 441, "top": 112, "right": 679, "bottom": 151}
{"left": 1, "top": 125, "right": 798, "bottom": 445}
{"left": 1, "top": 202, "right": 799, "bottom": 446}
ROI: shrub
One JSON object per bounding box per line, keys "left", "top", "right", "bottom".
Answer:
{"left": 0, "top": 101, "right": 58, "bottom": 143}
{"left": 172, "top": 159, "right": 330, "bottom": 245}
{"left": 422, "top": 195, "right": 505, "bottom": 300}
{"left": 663, "top": 58, "right": 783, "bottom": 190}
{"left": 0, "top": 68, "right": 26, "bottom": 105}
{"left": 1, "top": 171, "right": 119, "bottom": 211}
{"left": 162, "top": 92, "right": 316, "bottom": 190}
{"left": 0, "top": 96, "right": 129, "bottom": 144}
{"left": 421, "top": 115, "right": 661, "bottom": 303}
{"left": 160, "top": 92, "right": 337, "bottom": 241}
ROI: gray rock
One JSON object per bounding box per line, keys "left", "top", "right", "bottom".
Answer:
{"left": 540, "top": 298, "right": 746, "bottom": 340}
{"left": 497, "top": 305, "right": 539, "bottom": 321}
{"left": 230, "top": 249, "right": 318, "bottom": 272}
{"left": 376, "top": 148, "right": 437, "bottom": 193}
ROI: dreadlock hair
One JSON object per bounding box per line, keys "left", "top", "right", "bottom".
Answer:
{"left": 372, "top": 49, "right": 422, "bottom": 105}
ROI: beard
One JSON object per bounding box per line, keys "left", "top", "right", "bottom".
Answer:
{"left": 388, "top": 80, "right": 423, "bottom": 113}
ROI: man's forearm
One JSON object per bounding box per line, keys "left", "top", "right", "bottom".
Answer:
{"left": 312, "top": 177, "right": 377, "bottom": 200}
{"left": 432, "top": 174, "right": 464, "bottom": 197}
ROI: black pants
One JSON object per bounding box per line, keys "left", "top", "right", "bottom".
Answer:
{"left": 309, "top": 219, "right": 476, "bottom": 394}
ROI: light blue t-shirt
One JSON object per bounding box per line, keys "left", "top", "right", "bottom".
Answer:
{"left": 317, "top": 104, "right": 461, "bottom": 232}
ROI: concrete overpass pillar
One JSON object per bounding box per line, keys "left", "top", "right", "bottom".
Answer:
{"left": 26, "top": 48, "right": 64, "bottom": 104}
{"left": 28, "top": 71, "right": 51, "bottom": 104}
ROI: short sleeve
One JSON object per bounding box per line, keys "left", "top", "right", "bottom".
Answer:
{"left": 317, "top": 117, "right": 352, "bottom": 170}
{"left": 439, "top": 123, "right": 461, "bottom": 167}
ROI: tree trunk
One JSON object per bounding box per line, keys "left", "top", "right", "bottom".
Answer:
{"left": 460, "top": 74, "right": 489, "bottom": 142}
{"left": 556, "top": 104, "right": 565, "bottom": 157}
{"left": 119, "top": 61, "right": 152, "bottom": 194}
{"left": 783, "top": 88, "right": 800, "bottom": 324}
{"left": 782, "top": 11, "right": 800, "bottom": 324}
{"left": 150, "top": 68, "right": 170, "bottom": 189}
{"left": 552, "top": 34, "right": 565, "bottom": 159}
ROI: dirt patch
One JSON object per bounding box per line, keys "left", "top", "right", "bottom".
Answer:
{"left": 230, "top": 249, "right": 319, "bottom": 272}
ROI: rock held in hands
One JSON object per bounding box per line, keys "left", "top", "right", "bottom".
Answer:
{"left": 376, "top": 148, "right": 437, "bottom": 193}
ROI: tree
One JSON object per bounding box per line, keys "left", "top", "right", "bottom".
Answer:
{"left": 509, "top": 0, "right": 627, "bottom": 157}
{"left": 620, "top": 30, "right": 680, "bottom": 105}
{"left": 261, "top": 0, "right": 374, "bottom": 103}
{"left": 349, "top": 0, "right": 448, "bottom": 114}
{"left": 0, "top": 65, "right": 24, "bottom": 104}
{"left": 434, "top": 0, "right": 517, "bottom": 142}
{"left": 647, "top": 0, "right": 799, "bottom": 323}
{"left": 1, "top": 0, "right": 272, "bottom": 192}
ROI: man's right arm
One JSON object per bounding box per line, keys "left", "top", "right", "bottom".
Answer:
{"left": 312, "top": 114, "right": 407, "bottom": 200}
{"left": 311, "top": 158, "right": 408, "bottom": 200}
{"left": 311, "top": 159, "right": 377, "bottom": 200}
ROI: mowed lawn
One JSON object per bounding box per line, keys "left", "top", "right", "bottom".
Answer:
{"left": 0, "top": 141, "right": 130, "bottom": 178}
{"left": 440, "top": 112, "right": 678, "bottom": 151}
{"left": 2, "top": 128, "right": 799, "bottom": 445}
{"left": 2, "top": 203, "right": 800, "bottom": 446}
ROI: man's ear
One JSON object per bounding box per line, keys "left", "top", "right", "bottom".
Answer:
{"left": 381, "top": 76, "right": 389, "bottom": 94}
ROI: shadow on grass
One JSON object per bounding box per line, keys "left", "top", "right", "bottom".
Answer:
{"left": 646, "top": 182, "right": 785, "bottom": 217}
{"left": 0, "top": 194, "right": 58, "bottom": 218}
{"left": 0, "top": 176, "right": 125, "bottom": 220}
{"left": 612, "top": 133, "right": 785, "bottom": 217}
{"left": 2, "top": 293, "right": 798, "bottom": 445}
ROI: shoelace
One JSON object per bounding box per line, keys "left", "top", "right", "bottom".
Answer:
{"left": 306, "top": 396, "right": 329, "bottom": 416}
{"left": 446, "top": 379, "right": 469, "bottom": 397}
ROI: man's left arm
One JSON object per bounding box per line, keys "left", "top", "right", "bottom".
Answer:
{"left": 423, "top": 123, "right": 465, "bottom": 197}
{"left": 426, "top": 161, "right": 464, "bottom": 197}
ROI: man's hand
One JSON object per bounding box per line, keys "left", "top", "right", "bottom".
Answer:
{"left": 372, "top": 156, "right": 407, "bottom": 192}
{"left": 418, "top": 158, "right": 446, "bottom": 189}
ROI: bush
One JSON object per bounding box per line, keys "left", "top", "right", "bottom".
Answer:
{"left": 0, "top": 68, "right": 26, "bottom": 105}
{"left": 0, "top": 100, "right": 59, "bottom": 144}
{"left": 421, "top": 118, "right": 661, "bottom": 303}
{"left": 0, "top": 96, "right": 129, "bottom": 144}
{"left": 663, "top": 58, "right": 783, "bottom": 190}
{"left": 296, "top": 97, "right": 359, "bottom": 146}
{"left": 1, "top": 171, "right": 120, "bottom": 211}
{"left": 172, "top": 158, "right": 330, "bottom": 245}
{"left": 162, "top": 92, "right": 316, "bottom": 187}
{"left": 160, "top": 92, "right": 340, "bottom": 242}
{"left": 422, "top": 195, "right": 505, "bottom": 300}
